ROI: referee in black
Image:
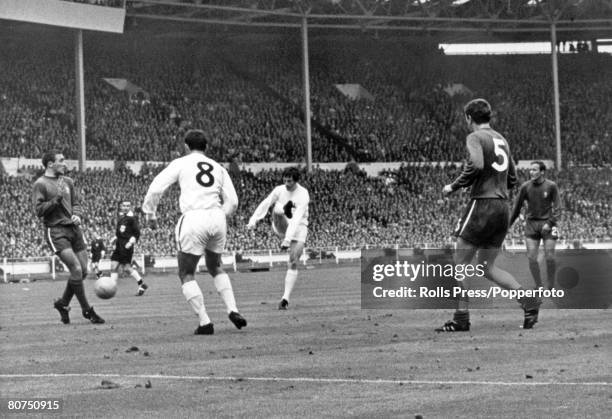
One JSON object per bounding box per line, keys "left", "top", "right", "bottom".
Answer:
{"left": 510, "top": 161, "right": 561, "bottom": 289}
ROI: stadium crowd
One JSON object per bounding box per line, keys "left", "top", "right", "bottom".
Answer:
{"left": 1, "top": 31, "right": 610, "bottom": 165}
{"left": 1, "top": 165, "right": 610, "bottom": 259}
{"left": 1, "top": 28, "right": 610, "bottom": 259}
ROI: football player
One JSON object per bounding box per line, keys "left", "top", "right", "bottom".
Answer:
{"left": 247, "top": 167, "right": 310, "bottom": 310}
{"left": 438, "top": 99, "right": 541, "bottom": 332}
{"left": 142, "top": 129, "right": 247, "bottom": 335}
{"left": 510, "top": 161, "right": 561, "bottom": 289}
{"left": 33, "top": 151, "right": 104, "bottom": 324}
{"left": 109, "top": 200, "right": 148, "bottom": 296}
{"left": 89, "top": 232, "right": 106, "bottom": 279}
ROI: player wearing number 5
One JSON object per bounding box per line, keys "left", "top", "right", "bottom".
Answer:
{"left": 510, "top": 161, "right": 560, "bottom": 290}
{"left": 142, "top": 130, "right": 247, "bottom": 335}
{"left": 437, "top": 99, "right": 541, "bottom": 332}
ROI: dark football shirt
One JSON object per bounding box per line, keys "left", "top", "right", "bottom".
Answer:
{"left": 451, "top": 127, "right": 517, "bottom": 199}
{"left": 510, "top": 178, "right": 560, "bottom": 226}
{"left": 91, "top": 239, "right": 106, "bottom": 259}
{"left": 115, "top": 211, "right": 141, "bottom": 243}
{"left": 32, "top": 175, "right": 83, "bottom": 227}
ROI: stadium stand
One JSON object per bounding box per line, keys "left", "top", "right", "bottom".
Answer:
{"left": 1, "top": 165, "right": 610, "bottom": 259}
{"left": 0, "top": 32, "right": 610, "bottom": 164}
{"left": 1, "top": 28, "right": 610, "bottom": 259}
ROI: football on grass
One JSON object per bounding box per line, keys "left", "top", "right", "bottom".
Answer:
{"left": 94, "top": 276, "right": 117, "bottom": 299}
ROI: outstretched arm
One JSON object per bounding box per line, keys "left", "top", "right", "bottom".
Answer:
{"left": 247, "top": 189, "right": 278, "bottom": 228}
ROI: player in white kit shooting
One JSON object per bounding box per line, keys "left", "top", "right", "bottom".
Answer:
{"left": 247, "top": 167, "right": 310, "bottom": 310}
{"left": 142, "top": 130, "right": 247, "bottom": 335}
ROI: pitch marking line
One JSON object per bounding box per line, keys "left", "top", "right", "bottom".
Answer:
{"left": 1, "top": 374, "right": 610, "bottom": 387}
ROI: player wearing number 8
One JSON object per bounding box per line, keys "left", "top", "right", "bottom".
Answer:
{"left": 438, "top": 99, "right": 541, "bottom": 332}
{"left": 142, "top": 129, "right": 247, "bottom": 335}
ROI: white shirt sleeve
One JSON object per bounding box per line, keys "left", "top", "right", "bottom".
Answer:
{"left": 247, "top": 188, "right": 279, "bottom": 227}
{"left": 284, "top": 188, "right": 309, "bottom": 241}
{"left": 142, "top": 161, "right": 180, "bottom": 216}
{"left": 220, "top": 168, "right": 238, "bottom": 216}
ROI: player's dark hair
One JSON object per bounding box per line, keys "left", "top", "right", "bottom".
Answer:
{"left": 42, "top": 151, "right": 59, "bottom": 168}
{"left": 282, "top": 167, "right": 300, "bottom": 182}
{"left": 464, "top": 98, "right": 492, "bottom": 124}
{"left": 532, "top": 161, "right": 546, "bottom": 172}
{"left": 184, "top": 129, "right": 208, "bottom": 152}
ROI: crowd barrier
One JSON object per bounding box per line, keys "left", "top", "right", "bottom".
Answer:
{"left": 2, "top": 241, "right": 611, "bottom": 283}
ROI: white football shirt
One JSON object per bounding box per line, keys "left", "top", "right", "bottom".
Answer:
{"left": 142, "top": 151, "right": 238, "bottom": 217}
{"left": 248, "top": 183, "right": 309, "bottom": 241}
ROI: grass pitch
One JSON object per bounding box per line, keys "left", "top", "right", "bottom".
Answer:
{"left": 1, "top": 261, "right": 610, "bottom": 418}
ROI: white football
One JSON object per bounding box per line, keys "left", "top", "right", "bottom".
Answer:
{"left": 94, "top": 276, "right": 117, "bottom": 299}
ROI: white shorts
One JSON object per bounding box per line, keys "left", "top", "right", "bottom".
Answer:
{"left": 271, "top": 213, "right": 308, "bottom": 243}
{"left": 175, "top": 209, "right": 227, "bottom": 255}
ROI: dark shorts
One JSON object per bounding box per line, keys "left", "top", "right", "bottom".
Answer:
{"left": 45, "top": 224, "right": 87, "bottom": 255}
{"left": 453, "top": 199, "right": 510, "bottom": 249}
{"left": 525, "top": 219, "right": 557, "bottom": 241}
{"left": 111, "top": 240, "right": 134, "bottom": 264}
{"left": 91, "top": 254, "right": 102, "bottom": 263}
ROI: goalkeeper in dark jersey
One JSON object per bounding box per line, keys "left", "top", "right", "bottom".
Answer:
{"left": 109, "top": 200, "right": 148, "bottom": 296}
{"left": 510, "top": 161, "right": 561, "bottom": 290}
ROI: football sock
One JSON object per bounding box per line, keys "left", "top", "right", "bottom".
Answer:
{"left": 60, "top": 282, "right": 74, "bottom": 305}
{"left": 213, "top": 273, "right": 238, "bottom": 314}
{"left": 130, "top": 270, "right": 143, "bottom": 284}
{"left": 69, "top": 279, "right": 90, "bottom": 310}
{"left": 528, "top": 260, "right": 542, "bottom": 287}
{"left": 453, "top": 310, "right": 470, "bottom": 325}
{"left": 517, "top": 287, "right": 541, "bottom": 311}
{"left": 282, "top": 269, "right": 298, "bottom": 301}
{"left": 181, "top": 280, "right": 211, "bottom": 326}
{"left": 110, "top": 272, "right": 119, "bottom": 284}
{"left": 546, "top": 259, "right": 556, "bottom": 288}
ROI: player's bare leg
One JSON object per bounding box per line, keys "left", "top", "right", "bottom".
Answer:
{"left": 543, "top": 238, "right": 557, "bottom": 290}
{"left": 476, "top": 247, "right": 524, "bottom": 290}
{"left": 205, "top": 250, "right": 246, "bottom": 330}
{"left": 178, "top": 251, "right": 213, "bottom": 334}
{"left": 525, "top": 238, "right": 543, "bottom": 288}
{"left": 279, "top": 241, "right": 304, "bottom": 310}
{"left": 476, "top": 245, "right": 541, "bottom": 329}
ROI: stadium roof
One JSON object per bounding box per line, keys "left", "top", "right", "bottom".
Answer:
{"left": 127, "top": 0, "right": 612, "bottom": 42}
